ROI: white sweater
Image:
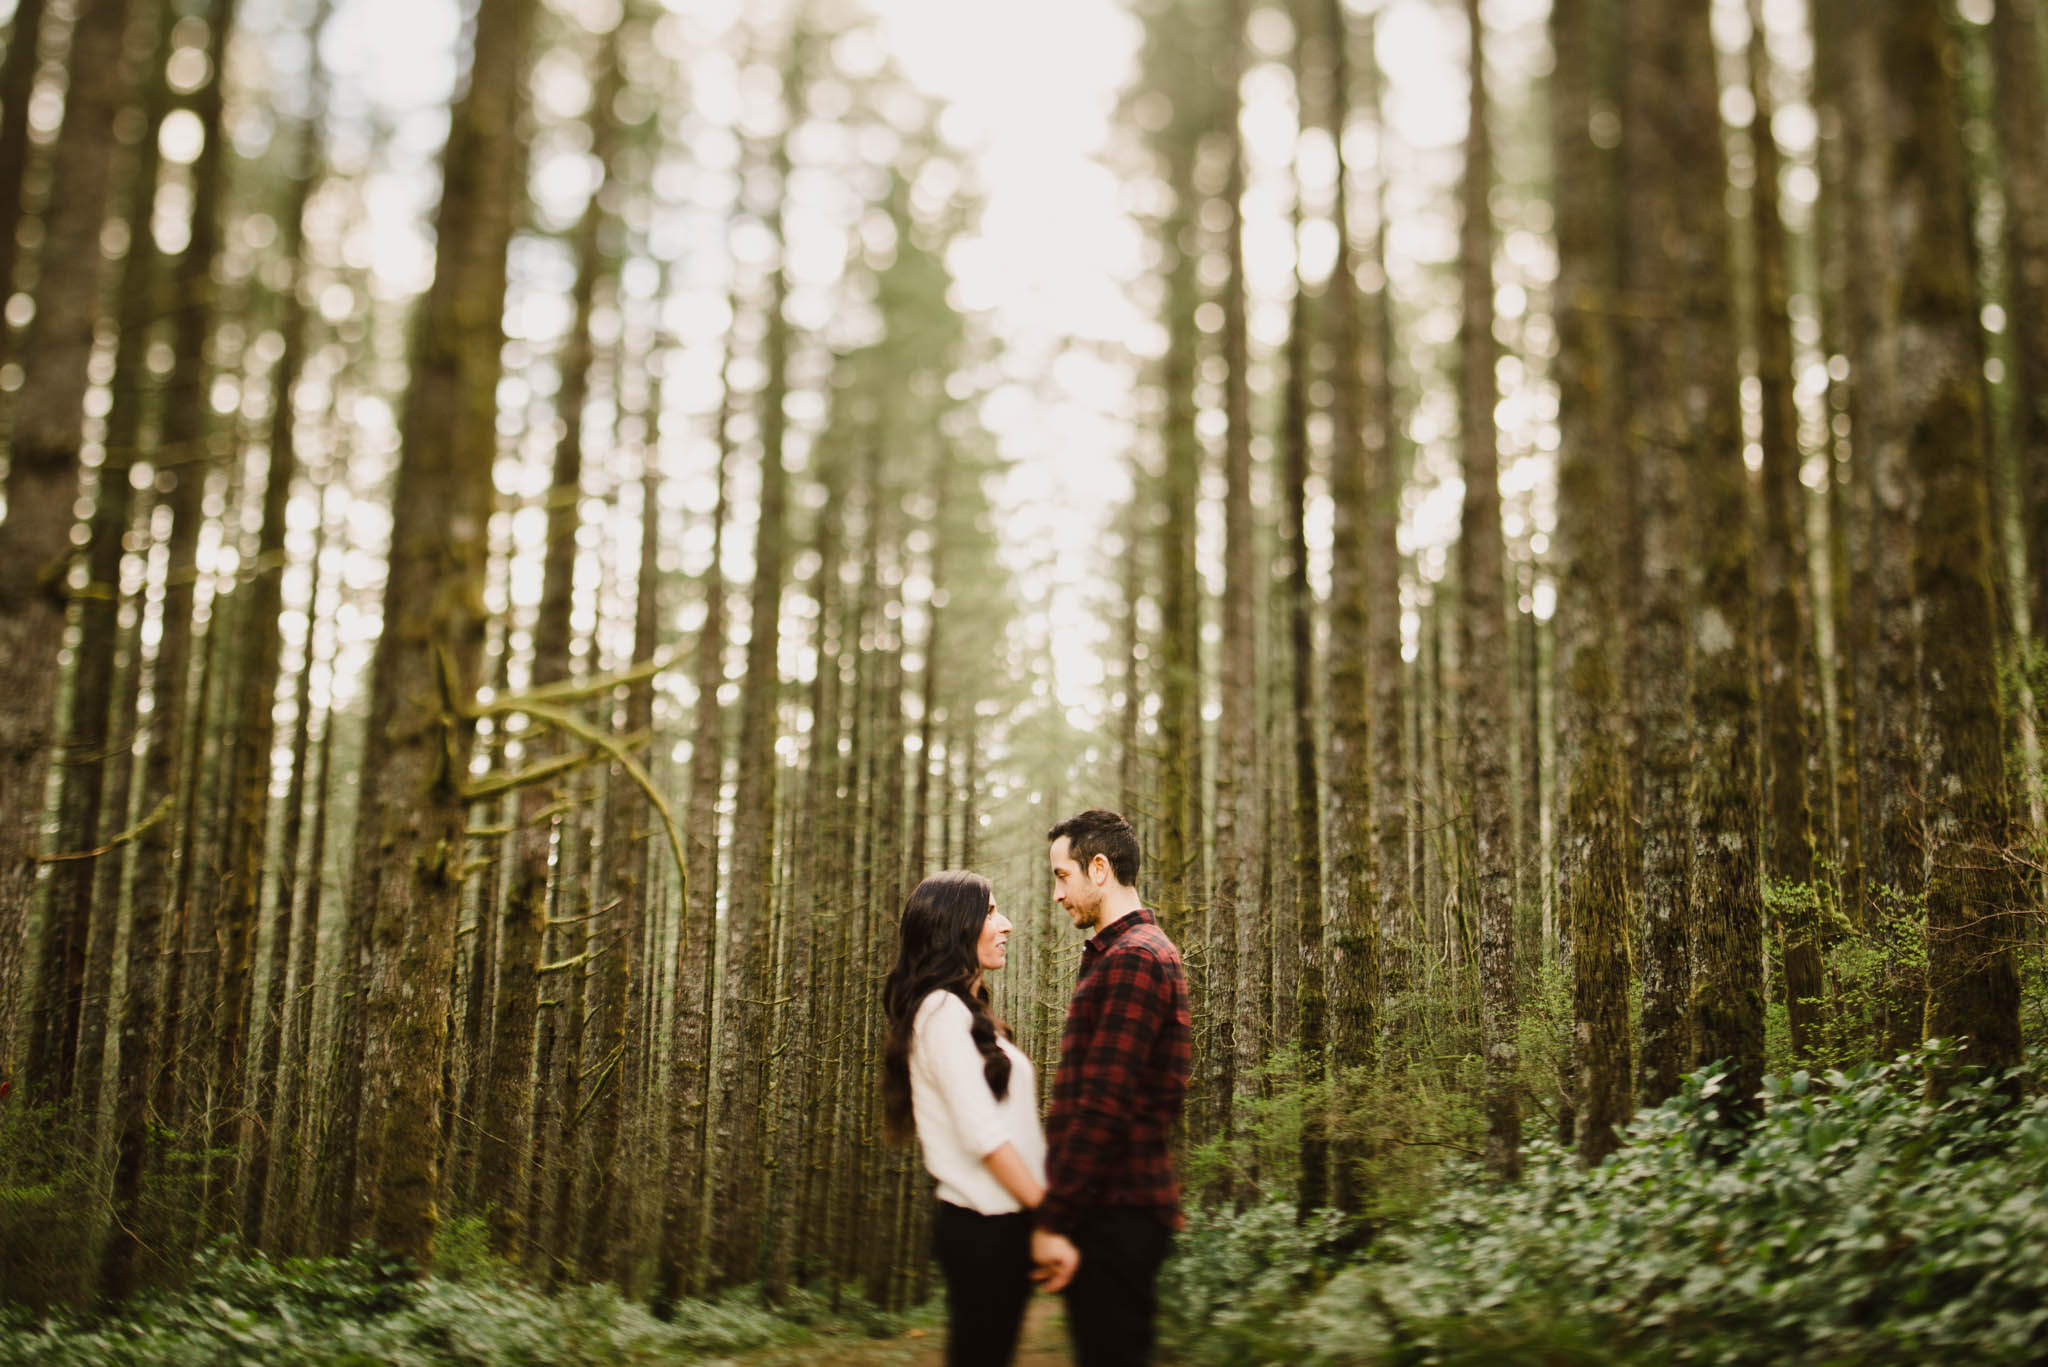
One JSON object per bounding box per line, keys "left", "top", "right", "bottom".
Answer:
{"left": 909, "top": 989, "right": 1047, "bottom": 1214}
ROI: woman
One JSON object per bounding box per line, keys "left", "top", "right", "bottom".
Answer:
{"left": 882, "top": 870, "right": 1047, "bottom": 1367}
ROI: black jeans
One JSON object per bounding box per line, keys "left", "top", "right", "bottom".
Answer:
{"left": 1061, "top": 1207, "right": 1174, "bottom": 1367}
{"left": 932, "top": 1200, "right": 1034, "bottom": 1367}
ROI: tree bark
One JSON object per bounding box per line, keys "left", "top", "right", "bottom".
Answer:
{"left": 1621, "top": 0, "right": 1697, "bottom": 1113}
{"left": 1675, "top": 0, "right": 1762, "bottom": 1116}
{"left": 1838, "top": 6, "right": 1924, "bottom": 1051}
{"left": 1892, "top": 4, "right": 2023, "bottom": 1071}
{"left": 1555, "top": 0, "right": 1633, "bottom": 1162}
{"left": 1457, "top": 0, "right": 1517, "bottom": 1180}
{"left": 712, "top": 93, "right": 796, "bottom": 1282}
{"left": 346, "top": 0, "right": 538, "bottom": 1265}
{"left": 655, "top": 304, "right": 732, "bottom": 1308}
{"left": 0, "top": 0, "right": 50, "bottom": 375}
{"left": 5, "top": 0, "right": 139, "bottom": 1096}
{"left": 1750, "top": 8, "right": 1822, "bottom": 1063}
{"left": 227, "top": 0, "right": 327, "bottom": 1243}
{"left": 47, "top": 0, "right": 174, "bottom": 1129}
{"left": 1285, "top": 20, "right": 1325, "bottom": 1210}
{"left": 1214, "top": 0, "right": 1256, "bottom": 1172}
{"left": 1992, "top": 0, "right": 2048, "bottom": 651}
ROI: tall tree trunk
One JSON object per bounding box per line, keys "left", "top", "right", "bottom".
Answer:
{"left": 713, "top": 45, "right": 800, "bottom": 1281}
{"left": 48, "top": 0, "right": 174, "bottom": 1130}
{"left": 0, "top": 0, "right": 49, "bottom": 374}
{"left": 654, "top": 311, "right": 732, "bottom": 1309}
{"left": 1554, "top": 0, "right": 1633, "bottom": 1162}
{"left": 1750, "top": 8, "right": 1822, "bottom": 1063}
{"left": 1283, "top": 25, "right": 1326, "bottom": 1208}
{"left": 1675, "top": 0, "right": 1762, "bottom": 1115}
{"left": 283, "top": 685, "right": 336, "bottom": 1252}
{"left": 1622, "top": 0, "right": 1696, "bottom": 1113}
{"left": 345, "top": 0, "right": 538, "bottom": 1265}
{"left": 1154, "top": 78, "right": 1203, "bottom": 954}
{"left": 250, "top": 513, "right": 326, "bottom": 1248}
{"left": 1361, "top": 13, "right": 1409, "bottom": 1064}
{"left": 1214, "top": 0, "right": 1254, "bottom": 1168}
{"left": 1457, "top": 0, "right": 1517, "bottom": 1180}
{"left": 1839, "top": 7, "right": 1924, "bottom": 1051}
{"left": 584, "top": 412, "right": 661, "bottom": 1288}
{"left": 1994, "top": 0, "right": 2048, "bottom": 651}
{"left": 225, "top": 0, "right": 327, "bottom": 1242}
{"left": 767, "top": 459, "right": 843, "bottom": 1298}
{"left": 1322, "top": 0, "right": 1379, "bottom": 1218}
{"left": 1810, "top": 0, "right": 1867, "bottom": 941}
{"left": 1893, "top": 4, "right": 2023, "bottom": 1071}
{"left": 6, "top": 0, "right": 139, "bottom": 1096}
{"left": 76, "top": 545, "right": 148, "bottom": 1145}
{"left": 102, "top": 262, "right": 211, "bottom": 1306}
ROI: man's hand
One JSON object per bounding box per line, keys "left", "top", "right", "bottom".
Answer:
{"left": 1031, "top": 1229, "right": 1080, "bottom": 1293}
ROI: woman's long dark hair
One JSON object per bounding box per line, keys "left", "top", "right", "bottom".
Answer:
{"left": 881, "top": 870, "right": 1012, "bottom": 1145}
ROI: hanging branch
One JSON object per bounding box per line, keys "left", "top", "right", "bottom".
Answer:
{"left": 432, "top": 641, "right": 689, "bottom": 917}
{"left": 36, "top": 793, "right": 174, "bottom": 864}
{"left": 468, "top": 694, "right": 689, "bottom": 920}
{"left": 459, "top": 746, "right": 597, "bottom": 804}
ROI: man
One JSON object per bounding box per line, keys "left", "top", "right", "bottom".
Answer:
{"left": 1032, "top": 808, "right": 1192, "bottom": 1367}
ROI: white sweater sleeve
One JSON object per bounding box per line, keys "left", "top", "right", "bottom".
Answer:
{"left": 912, "top": 991, "right": 1008, "bottom": 1159}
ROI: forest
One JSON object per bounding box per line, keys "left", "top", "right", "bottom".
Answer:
{"left": 0, "top": 0, "right": 2046, "bottom": 1362}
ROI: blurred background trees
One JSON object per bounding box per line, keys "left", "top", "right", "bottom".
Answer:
{"left": 0, "top": 0, "right": 2043, "bottom": 1320}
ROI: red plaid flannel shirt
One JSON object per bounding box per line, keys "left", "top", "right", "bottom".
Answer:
{"left": 1038, "top": 907, "right": 1192, "bottom": 1236}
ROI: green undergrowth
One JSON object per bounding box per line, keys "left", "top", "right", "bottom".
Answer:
{"left": 1163, "top": 1041, "right": 2048, "bottom": 1366}
{"left": 0, "top": 1243, "right": 932, "bottom": 1367}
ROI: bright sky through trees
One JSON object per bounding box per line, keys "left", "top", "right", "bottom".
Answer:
{"left": 285, "top": 0, "right": 1817, "bottom": 724}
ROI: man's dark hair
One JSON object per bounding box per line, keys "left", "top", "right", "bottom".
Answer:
{"left": 1047, "top": 808, "right": 1140, "bottom": 887}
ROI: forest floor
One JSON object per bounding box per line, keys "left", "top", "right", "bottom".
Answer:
{"left": 717, "top": 1297, "right": 1077, "bottom": 1366}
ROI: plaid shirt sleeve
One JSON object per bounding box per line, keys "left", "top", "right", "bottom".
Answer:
{"left": 1037, "top": 937, "right": 1185, "bottom": 1237}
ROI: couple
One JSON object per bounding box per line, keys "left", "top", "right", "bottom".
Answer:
{"left": 880, "top": 808, "right": 1192, "bottom": 1367}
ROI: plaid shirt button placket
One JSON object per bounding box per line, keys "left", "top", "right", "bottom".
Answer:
{"left": 1039, "top": 908, "right": 1193, "bottom": 1237}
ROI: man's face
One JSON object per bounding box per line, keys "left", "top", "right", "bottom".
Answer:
{"left": 1049, "top": 836, "right": 1104, "bottom": 930}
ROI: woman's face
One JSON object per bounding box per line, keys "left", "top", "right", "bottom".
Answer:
{"left": 977, "top": 902, "right": 1013, "bottom": 973}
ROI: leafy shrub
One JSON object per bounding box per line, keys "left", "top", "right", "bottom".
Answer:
{"left": 0, "top": 1243, "right": 911, "bottom": 1366}
{"left": 1159, "top": 1199, "right": 1351, "bottom": 1367}
{"left": 1277, "top": 1041, "right": 2048, "bottom": 1366}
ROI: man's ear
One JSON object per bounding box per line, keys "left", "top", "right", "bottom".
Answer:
{"left": 1091, "top": 853, "right": 1111, "bottom": 884}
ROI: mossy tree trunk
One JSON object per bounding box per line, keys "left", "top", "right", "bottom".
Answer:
{"left": 1553, "top": 0, "right": 1632, "bottom": 1164}
{"left": 714, "top": 45, "right": 801, "bottom": 1282}
{"left": 1992, "top": 0, "right": 2048, "bottom": 654}
{"left": 6, "top": 0, "right": 140, "bottom": 1099}
{"left": 655, "top": 304, "right": 733, "bottom": 1306}
{"left": 1673, "top": 0, "right": 1762, "bottom": 1116}
{"left": 1621, "top": 0, "right": 1694, "bottom": 1114}
{"left": 1457, "top": 0, "right": 1518, "bottom": 1181}
{"left": 1841, "top": 7, "right": 1924, "bottom": 1051}
{"left": 1891, "top": 3, "right": 2023, "bottom": 1071}
{"left": 1215, "top": 0, "right": 1255, "bottom": 1175}
{"left": 346, "top": 0, "right": 538, "bottom": 1266}
{"left": 1750, "top": 7, "right": 1822, "bottom": 1063}
{"left": 50, "top": 0, "right": 174, "bottom": 1136}
{"left": 1285, "top": 9, "right": 1326, "bottom": 1214}
{"left": 1322, "top": 0, "right": 1379, "bottom": 1217}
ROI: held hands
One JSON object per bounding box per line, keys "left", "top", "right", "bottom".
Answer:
{"left": 1031, "top": 1229, "right": 1079, "bottom": 1294}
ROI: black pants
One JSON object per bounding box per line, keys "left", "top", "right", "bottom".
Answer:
{"left": 1061, "top": 1207, "right": 1174, "bottom": 1367}
{"left": 932, "top": 1200, "right": 1033, "bottom": 1367}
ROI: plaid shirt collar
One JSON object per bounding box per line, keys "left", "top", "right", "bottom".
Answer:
{"left": 1084, "top": 906, "right": 1156, "bottom": 956}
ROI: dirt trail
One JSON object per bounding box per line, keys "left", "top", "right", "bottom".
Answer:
{"left": 721, "top": 1297, "right": 1074, "bottom": 1366}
